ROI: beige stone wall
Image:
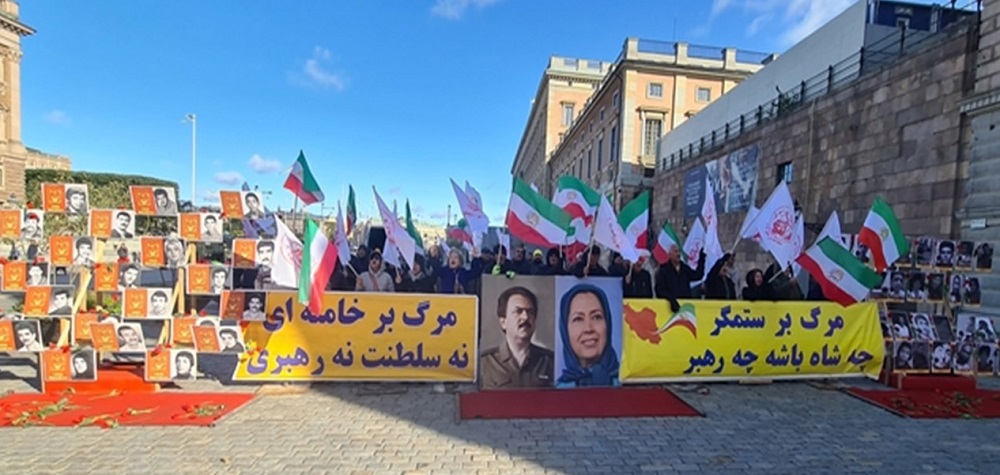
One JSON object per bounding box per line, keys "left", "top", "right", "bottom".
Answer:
{"left": 653, "top": 22, "right": 977, "bottom": 270}
{"left": 976, "top": 0, "right": 1000, "bottom": 94}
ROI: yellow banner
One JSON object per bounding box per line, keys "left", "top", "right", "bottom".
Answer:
{"left": 621, "top": 299, "right": 884, "bottom": 382}
{"left": 232, "top": 291, "right": 478, "bottom": 381}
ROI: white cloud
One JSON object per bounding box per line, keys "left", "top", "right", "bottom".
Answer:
{"left": 248, "top": 154, "right": 282, "bottom": 174}
{"left": 705, "top": 0, "right": 854, "bottom": 48}
{"left": 779, "top": 0, "right": 854, "bottom": 47}
{"left": 746, "top": 13, "right": 773, "bottom": 37}
{"left": 199, "top": 190, "right": 221, "bottom": 203}
{"left": 44, "top": 110, "right": 71, "bottom": 125}
{"left": 300, "top": 46, "right": 345, "bottom": 90}
{"left": 711, "top": 0, "right": 735, "bottom": 16}
{"left": 213, "top": 171, "right": 244, "bottom": 186}
{"left": 431, "top": 0, "right": 502, "bottom": 20}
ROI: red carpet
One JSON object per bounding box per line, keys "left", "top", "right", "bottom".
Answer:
{"left": 848, "top": 388, "right": 1000, "bottom": 419}
{"left": 0, "top": 391, "right": 254, "bottom": 428}
{"left": 459, "top": 387, "right": 702, "bottom": 420}
{"left": 44, "top": 365, "right": 158, "bottom": 395}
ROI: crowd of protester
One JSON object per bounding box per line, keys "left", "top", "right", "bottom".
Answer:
{"left": 314, "top": 242, "right": 823, "bottom": 308}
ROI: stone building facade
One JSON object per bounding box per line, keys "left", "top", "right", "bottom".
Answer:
{"left": 652, "top": 16, "right": 978, "bottom": 280}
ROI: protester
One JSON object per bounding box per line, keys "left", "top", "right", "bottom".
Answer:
{"left": 623, "top": 255, "right": 653, "bottom": 298}
{"left": 488, "top": 245, "right": 517, "bottom": 276}
{"left": 654, "top": 245, "right": 705, "bottom": 311}
{"left": 529, "top": 249, "right": 546, "bottom": 275}
{"left": 434, "top": 248, "right": 482, "bottom": 294}
{"left": 538, "top": 248, "right": 568, "bottom": 275}
{"left": 398, "top": 255, "right": 436, "bottom": 293}
{"left": 355, "top": 250, "right": 394, "bottom": 292}
{"left": 765, "top": 262, "right": 803, "bottom": 300}
{"left": 742, "top": 268, "right": 774, "bottom": 301}
{"left": 571, "top": 246, "right": 608, "bottom": 277}
{"left": 509, "top": 245, "right": 533, "bottom": 275}
{"left": 607, "top": 252, "right": 629, "bottom": 277}
{"left": 425, "top": 245, "right": 444, "bottom": 277}
{"left": 704, "top": 253, "right": 737, "bottom": 300}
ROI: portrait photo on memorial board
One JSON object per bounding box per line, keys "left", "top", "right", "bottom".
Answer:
{"left": 974, "top": 242, "right": 993, "bottom": 270}
{"left": 19, "top": 210, "right": 44, "bottom": 241}
{"left": 171, "top": 349, "right": 198, "bottom": 380}
{"left": 118, "top": 263, "right": 141, "bottom": 290}
{"left": 242, "top": 291, "right": 267, "bottom": 321}
{"left": 72, "top": 236, "right": 96, "bottom": 267}
{"left": 164, "top": 236, "right": 186, "bottom": 268}
{"left": 936, "top": 240, "right": 956, "bottom": 268}
{"left": 70, "top": 349, "right": 97, "bottom": 381}
{"left": 885, "top": 271, "right": 906, "bottom": 301}
{"left": 47, "top": 285, "right": 74, "bottom": 316}
{"left": 910, "top": 341, "right": 930, "bottom": 371}
{"left": 201, "top": 213, "right": 223, "bottom": 243}
{"left": 153, "top": 187, "right": 178, "bottom": 216}
{"left": 895, "top": 236, "right": 912, "bottom": 266}
{"left": 889, "top": 311, "right": 911, "bottom": 339}
{"left": 115, "top": 322, "right": 146, "bottom": 353}
{"left": 146, "top": 288, "right": 173, "bottom": 318}
{"left": 12, "top": 319, "right": 43, "bottom": 352}
{"left": 908, "top": 313, "right": 936, "bottom": 341}
{"left": 932, "top": 315, "right": 955, "bottom": 342}
{"left": 26, "top": 262, "right": 48, "bottom": 287}
{"left": 217, "top": 326, "right": 246, "bottom": 354}
{"left": 64, "top": 184, "right": 90, "bottom": 215}
{"left": 930, "top": 341, "right": 953, "bottom": 373}
{"left": 553, "top": 276, "right": 622, "bottom": 389}
{"left": 949, "top": 273, "right": 963, "bottom": 304}
{"left": 254, "top": 239, "right": 275, "bottom": 268}
{"left": 964, "top": 276, "right": 982, "bottom": 306}
{"left": 478, "top": 275, "right": 555, "bottom": 390}
{"left": 915, "top": 236, "right": 936, "bottom": 268}
{"left": 241, "top": 191, "right": 266, "bottom": 220}
{"left": 953, "top": 339, "right": 975, "bottom": 372}
{"left": 906, "top": 271, "right": 926, "bottom": 301}
{"left": 894, "top": 340, "right": 914, "bottom": 371}
{"left": 109, "top": 209, "right": 136, "bottom": 239}
{"left": 976, "top": 344, "right": 997, "bottom": 374}
{"left": 956, "top": 241, "right": 974, "bottom": 269}
{"left": 926, "top": 272, "right": 945, "bottom": 302}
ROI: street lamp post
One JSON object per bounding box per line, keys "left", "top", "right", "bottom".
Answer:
{"left": 183, "top": 114, "right": 197, "bottom": 204}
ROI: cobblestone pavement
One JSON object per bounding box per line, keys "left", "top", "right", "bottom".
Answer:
{"left": 2, "top": 355, "right": 1000, "bottom": 474}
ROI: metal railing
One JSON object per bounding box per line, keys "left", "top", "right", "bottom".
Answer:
{"left": 658, "top": 2, "right": 981, "bottom": 171}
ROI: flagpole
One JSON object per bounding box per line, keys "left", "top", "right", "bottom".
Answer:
{"left": 292, "top": 196, "right": 300, "bottom": 234}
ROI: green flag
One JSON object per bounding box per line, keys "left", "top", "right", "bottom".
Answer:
{"left": 346, "top": 185, "right": 357, "bottom": 234}
{"left": 405, "top": 199, "right": 425, "bottom": 253}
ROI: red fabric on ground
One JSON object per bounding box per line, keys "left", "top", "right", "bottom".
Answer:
{"left": 848, "top": 388, "right": 1000, "bottom": 419}
{"left": 0, "top": 391, "right": 254, "bottom": 428}
{"left": 459, "top": 387, "right": 701, "bottom": 420}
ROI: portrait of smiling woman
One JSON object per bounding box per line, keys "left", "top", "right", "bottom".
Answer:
{"left": 555, "top": 278, "right": 622, "bottom": 388}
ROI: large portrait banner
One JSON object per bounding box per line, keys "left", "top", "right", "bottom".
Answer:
{"left": 233, "top": 291, "right": 478, "bottom": 382}
{"left": 479, "top": 275, "right": 556, "bottom": 390}
{"left": 683, "top": 143, "right": 760, "bottom": 218}
{"left": 621, "top": 299, "right": 884, "bottom": 382}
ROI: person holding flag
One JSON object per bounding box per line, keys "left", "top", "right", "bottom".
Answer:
{"left": 654, "top": 243, "right": 705, "bottom": 312}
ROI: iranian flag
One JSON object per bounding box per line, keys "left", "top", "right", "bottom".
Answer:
{"left": 796, "top": 237, "right": 882, "bottom": 307}
{"left": 299, "top": 218, "right": 338, "bottom": 314}
{"left": 653, "top": 221, "right": 682, "bottom": 265}
{"left": 405, "top": 199, "right": 425, "bottom": 256}
{"left": 346, "top": 185, "right": 357, "bottom": 234}
{"left": 506, "top": 177, "right": 573, "bottom": 248}
{"left": 618, "top": 190, "right": 650, "bottom": 250}
{"left": 283, "top": 150, "right": 325, "bottom": 205}
{"left": 858, "top": 197, "right": 909, "bottom": 272}
{"left": 594, "top": 194, "right": 640, "bottom": 262}
{"left": 448, "top": 218, "right": 474, "bottom": 251}
{"left": 553, "top": 175, "right": 601, "bottom": 245}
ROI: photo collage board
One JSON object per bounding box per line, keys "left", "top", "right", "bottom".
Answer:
{"left": 0, "top": 184, "right": 274, "bottom": 383}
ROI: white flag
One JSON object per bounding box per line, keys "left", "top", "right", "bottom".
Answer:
{"left": 451, "top": 179, "right": 489, "bottom": 236}
{"left": 791, "top": 214, "right": 805, "bottom": 277}
{"left": 495, "top": 228, "right": 510, "bottom": 256}
{"left": 738, "top": 206, "right": 761, "bottom": 242}
{"left": 334, "top": 202, "right": 352, "bottom": 268}
{"left": 752, "top": 181, "right": 800, "bottom": 269}
{"left": 374, "top": 187, "right": 416, "bottom": 269}
{"left": 593, "top": 195, "right": 640, "bottom": 262}
{"left": 683, "top": 220, "right": 706, "bottom": 271}
{"left": 271, "top": 216, "right": 303, "bottom": 288}
{"left": 700, "top": 176, "right": 724, "bottom": 277}
{"left": 816, "top": 211, "right": 845, "bottom": 247}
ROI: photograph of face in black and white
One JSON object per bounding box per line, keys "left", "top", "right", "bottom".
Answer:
{"left": 26, "top": 263, "right": 48, "bottom": 287}
{"left": 73, "top": 237, "right": 96, "bottom": 267}
{"left": 14, "top": 320, "right": 43, "bottom": 352}
{"left": 935, "top": 240, "right": 956, "bottom": 268}
{"left": 914, "top": 237, "right": 936, "bottom": 267}
{"left": 242, "top": 292, "right": 266, "bottom": 321}
{"left": 242, "top": 192, "right": 265, "bottom": 220}
{"left": 932, "top": 315, "right": 955, "bottom": 342}
{"left": 910, "top": 341, "right": 930, "bottom": 371}
{"left": 906, "top": 271, "right": 926, "bottom": 301}
{"left": 254, "top": 239, "right": 274, "bottom": 268}
{"left": 111, "top": 210, "right": 135, "bottom": 239}
{"left": 954, "top": 341, "right": 975, "bottom": 371}
{"left": 116, "top": 322, "right": 146, "bottom": 353}
{"left": 955, "top": 241, "right": 974, "bottom": 269}
{"left": 64, "top": 185, "right": 89, "bottom": 215}
{"left": 894, "top": 340, "right": 913, "bottom": 370}
{"left": 930, "top": 342, "right": 953, "bottom": 372}
{"left": 201, "top": 213, "right": 223, "bottom": 243}
{"left": 965, "top": 277, "right": 982, "bottom": 306}
{"left": 974, "top": 316, "right": 996, "bottom": 344}
{"left": 153, "top": 187, "right": 178, "bottom": 216}
{"left": 217, "top": 327, "right": 245, "bottom": 353}
{"left": 172, "top": 350, "right": 197, "bottom": 381}
{"left": 20, "top": 211, "right": 44, "bottom": 241}
{"left": 48, "top": 286, "right": 74, "bottom": 316}
{"left": 71, "top": 349, "right": 96, "bottom": 381}
{"left": 909, "top": 313, "right": 936, "bottom": 341}
{"left": 147, "top": 289, "right": 172, "bottom": 318}
{"left": 890, "top": 311, "right": 911, "bottom": 339}
{"left": 886, "top": 271, "right": 906, "bottom": 300}
{"left": 949, "top": 273, "right": 963, "bottom": 304}
{"left": 164, "top": 237, "right": 186, "bottom": 269}
{"left": 926, "top": 272, "right": 945, "bottom": 302}
{"left": 974, "top": 242, "right": 994, "bottom": 270}
{"left": 976, "top": 345, "right": 997, "bottom": 374}
{"left": 118, "top": 263, "right": 140, "bottom": 290}
{"left": 210, "top": 266, "right": 228, "bottom": 295}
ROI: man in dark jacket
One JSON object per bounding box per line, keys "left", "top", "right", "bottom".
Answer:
{"left": 510, "top": 245, "right": 533, "bottom": 275}
{"left": 655, "top": 245, "right": 705, "bottom": 312}
{"left": 539, "top": 248, "right": 567, "bottom": 275}
{"left": 571, "top": 246, "right": 608, "bottom": 277}
{"left": 624, "top": 253, "right": 654, "bottom": 298}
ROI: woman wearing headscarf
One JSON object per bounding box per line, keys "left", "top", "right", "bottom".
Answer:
{"left": 355, "top": 250, "right": 394, "bottom": 292}
{"left": 704, "top": 253, "right": 737, "bottom": 300}
{"left": 556, "top": 284, "right": 620, "bottom": 388}
{"left": 398, "top": 255, "right": 437, "bottom": 293}
{"left": 742, "top": 268, "right": 773, "bottom": 301}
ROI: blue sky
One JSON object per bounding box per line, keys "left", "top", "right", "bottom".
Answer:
{"left": 20, "top": 0, "right": 862, "bottom": 225}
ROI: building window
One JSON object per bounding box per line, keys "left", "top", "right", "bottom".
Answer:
{"left": 613, "top": 90, "right": 621, "bottom": 108}
{"left": 643, "top": 118, "right": 663, "bottom": 156}
{"left": 562, "top": 103, "right": 575, "bottom": 126}
{"left": 671, "top": 196, "right": 678, "bottom": 211}
{"left": 778, "top": 161, "right": 794, "bottom": 185}
{"left": 610, "top": 126, "right": 618, "bottom": 163}
{"left": 599, "top": 107, "right": 605, "bottom": 121}
{"left": 648, "top": 83, "right": 663, "bottom": 98}
{"left": 696, "top": 87, "right": 711, "bottom": 103}
{"left": 587, "top": 149, "right": 593, "bottom": 178}
{"left": 597, "top": 138, "right": 604, "bottom": 171}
